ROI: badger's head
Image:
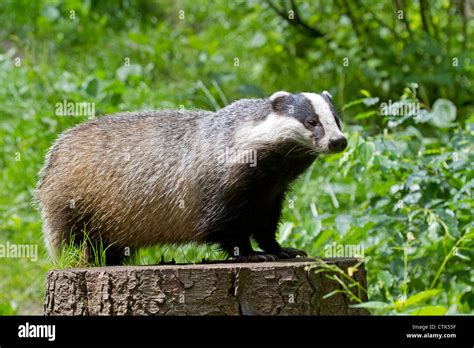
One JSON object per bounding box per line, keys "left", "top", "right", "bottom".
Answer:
{"left": 265, "top": 91, "right": 347, "bottom": 155}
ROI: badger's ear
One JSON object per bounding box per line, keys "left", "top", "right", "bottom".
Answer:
{"left": 322, "top": 90, "right": 332, "bottom": 101}
{"left": 269, "top": 91, "right": 291, "bottom": 113}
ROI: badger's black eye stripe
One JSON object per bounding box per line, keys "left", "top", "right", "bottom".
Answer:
{"left": 334, "top": 114, "right": 342, "bottom": 130}
{"left": 291, "top": 94, "right": 319, "bottom": 125}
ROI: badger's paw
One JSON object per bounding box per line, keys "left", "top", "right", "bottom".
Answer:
{"left": 232, "top": 251, "right": 277, "bottom": 262}
{"left": 276, "top": 247, "right": 307, "bottom": 259}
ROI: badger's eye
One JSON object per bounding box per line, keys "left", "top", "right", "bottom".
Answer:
{"left": 307, "top": 119, "right": 318, "bottom": 127}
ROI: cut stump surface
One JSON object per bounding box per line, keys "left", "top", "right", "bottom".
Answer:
{"left": 44, "top": 258, "right": 369, "bottom": 315}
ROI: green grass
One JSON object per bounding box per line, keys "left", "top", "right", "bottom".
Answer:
{"left": 52, "top": 226, "right": 113, "bottom": 269}
{"left": 0, "top": 1, "right": 473, "bottom": 315}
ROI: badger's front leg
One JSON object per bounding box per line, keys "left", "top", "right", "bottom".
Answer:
{"left": 254, "top": 232, "right": 307, "bottom": 259}
{"left": 211, "top": 229, "right": 277, "bottom": 262}
{"left": 223, "top": 240, "right": 278, "bottom": 262}
{"left": 252, "top": 197, "right": 307, "bottom": 259}
{"left": 276, "top": 247, "right": 308, "bottom": 258}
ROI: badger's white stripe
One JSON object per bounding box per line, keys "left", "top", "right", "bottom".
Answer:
{"left": 269, "top": 91, "right": 291, "bottom": 102}
{"left": 302, "top": 93, "right": 343, "bottom": 140}
{"left": 322, "top": 90, "right": 332, "bottom": 100}
{"left": 235, "top": 113, "right": 313, "bottom": 149}
{"left": 237, "top": 93, "right": 343, "bottom": 154}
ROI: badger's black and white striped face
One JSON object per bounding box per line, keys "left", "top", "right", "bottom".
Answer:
{"left": 268, "top": 91, "right": 347, "bottom": 154}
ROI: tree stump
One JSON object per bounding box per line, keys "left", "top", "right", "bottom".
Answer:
{"left": 44, "top": 258, "right": 369, "bottom": 315}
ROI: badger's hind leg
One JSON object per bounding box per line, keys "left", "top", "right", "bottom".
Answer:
{"left": 70, "top": 224, "right": 134, "bottom": 265}
{"left": 41, "top": 207, "right": 79, "bottom": 261}
{"left": 41, "top": 207, "right": 126, "bottom": 265}
{"left": 101, "top": 244, "right": 134, "bottom": 265}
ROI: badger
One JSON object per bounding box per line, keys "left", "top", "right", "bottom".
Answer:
{"left": 36, "top": 91, "right": 347, "bottom": 264}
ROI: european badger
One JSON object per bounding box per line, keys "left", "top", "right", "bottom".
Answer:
{"left": 36, "top": 91, "right": 347, "bottom": 264}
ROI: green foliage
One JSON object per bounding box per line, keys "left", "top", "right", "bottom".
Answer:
{"left": 0, "top": 0, "right": 472, "bottom": 314}
{"left": 308, "top": 259, "right": 368, "bottom": 304}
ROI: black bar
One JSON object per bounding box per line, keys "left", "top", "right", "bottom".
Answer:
{"left": 0, "top": 315, "right": 472, "bottom": 346}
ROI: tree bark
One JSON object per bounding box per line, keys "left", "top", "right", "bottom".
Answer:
{"left": 44, "top": 258, "right": 369, "bottom": 316}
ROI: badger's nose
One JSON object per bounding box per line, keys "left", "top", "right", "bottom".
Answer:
{"left": 329, "top": 137, "right": 347, "bottom": 152}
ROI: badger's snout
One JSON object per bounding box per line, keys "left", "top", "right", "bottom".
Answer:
{"left": 328, "top": 136, "right": 347, "bottom": 153}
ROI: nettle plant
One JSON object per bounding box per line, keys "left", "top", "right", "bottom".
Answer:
{"left": 286, "top": 87, "right": 474, "bottom": 315}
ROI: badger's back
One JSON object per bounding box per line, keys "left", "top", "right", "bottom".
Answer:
{"left": 36, "top": 110, "right": 217, "bottom": 256}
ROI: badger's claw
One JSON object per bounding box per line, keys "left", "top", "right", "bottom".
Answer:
{"left": 233, "top": 252, "right": 277, "bottom": 262}
{"left": 276, "top": 247, "right": 307, "bottom": 259}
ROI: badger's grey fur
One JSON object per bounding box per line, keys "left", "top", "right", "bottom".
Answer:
{"left": 36, "top": 91, "right": 346, "bottom": 263}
